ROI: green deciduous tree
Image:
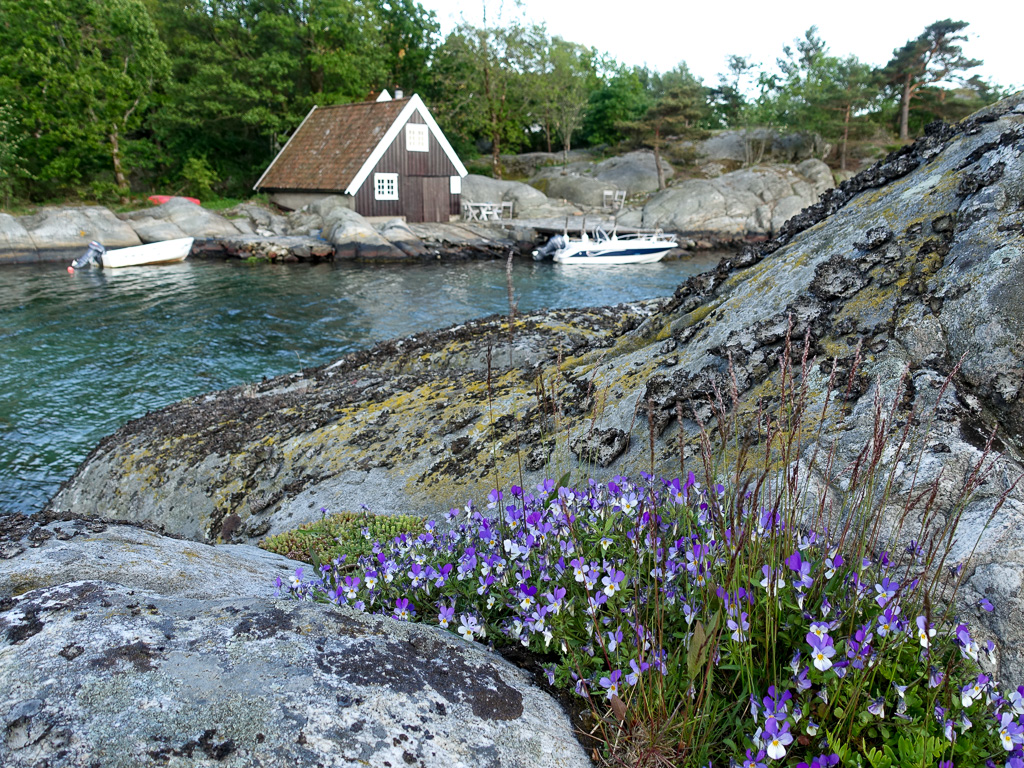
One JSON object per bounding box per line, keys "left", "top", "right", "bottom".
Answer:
{"left": 581, "top": 66, "right": 651, "bottom": 146}
{"left": 427, "top": 22, "right": 535, "bottom": 177}
{"left": 524, "top": 34, "right": 597, "bottom": 160}
{"left": 773, "top": 28, "right": 880, "bottom": 170}
{"left": 374, "top": 0, "right": 439, "bottom": 94}
{"left": 0, "top": 101, "right": 24, "bottom": 207}
{"left": 882, "top": 19, "right": 981, "bottom": 141}
{"left": 146, "top": 0, "right": 393, "bottom": 195}
{"left": 0, "top": 0, "right": 169, "bottom": 200}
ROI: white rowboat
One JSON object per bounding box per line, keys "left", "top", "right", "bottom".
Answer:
{"left": 70, "top": 237, "right": 194, "bottom": 270}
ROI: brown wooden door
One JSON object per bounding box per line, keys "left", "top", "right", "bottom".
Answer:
{"left": 402, "top": 177, "right": 449, "bottom": 223}
{"left": 421, "top": 177, "right": 448, "bottom": 222}
{"left": 401, "top": 175, "right": 424, "bottom": 222}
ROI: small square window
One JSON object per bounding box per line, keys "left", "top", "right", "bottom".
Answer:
{"left": 450, "top": 176, "right": 461, "bottom": 195}
{"left": 405, "top": 123, "right": 429, "bottom": 152}
{"left": 374, "top": 173, "right": 398, "bottom": 200}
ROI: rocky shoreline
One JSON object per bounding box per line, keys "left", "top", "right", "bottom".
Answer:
{"left": 1, "top": 144, "right": 836, "bottom": 266}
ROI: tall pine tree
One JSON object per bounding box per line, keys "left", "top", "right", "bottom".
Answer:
{"left": 883, "top": 19, "right": 981, "bottom": 140}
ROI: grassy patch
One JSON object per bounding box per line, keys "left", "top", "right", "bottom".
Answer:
{"left": 259, "top": 511, "right": 426, "bottom": 565}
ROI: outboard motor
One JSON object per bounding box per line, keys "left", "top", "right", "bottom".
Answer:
{"left": 71, "top": 241, "right": 105, "bottom": 270}
{"left": 531, "top": 234, "right": 567, "bottom": 261}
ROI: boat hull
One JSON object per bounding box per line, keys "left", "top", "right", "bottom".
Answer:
{"left": 550, "top": 237, "right": 677, "bottom": 265}
{"left": 99, "top": 237, "right": 194, "bottom": 268}
{"left": 553, "top": 247, "right": 674, "bottom": 265}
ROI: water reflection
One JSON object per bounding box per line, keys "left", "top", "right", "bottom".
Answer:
{"left": 0, "top": 253, "right": 723, "bottom": 513}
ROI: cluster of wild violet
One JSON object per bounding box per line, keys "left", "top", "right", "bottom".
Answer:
{"left": 277, "top": 474, "right": 1023, "bottom": 767}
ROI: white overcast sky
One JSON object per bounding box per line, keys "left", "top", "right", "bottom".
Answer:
{"left": 422, "top": 0, "right": 1021, "bottom": 92}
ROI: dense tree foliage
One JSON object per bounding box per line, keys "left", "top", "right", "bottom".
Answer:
{"left": 881, "top": 19, "right": 982, "bottom": 140}
{"left": 617, "top": 67, "right": 710, "bottom": 189}
{"left": 0, "top": 5, "right": 1007, "bottom": 205}
{"left": 0, "top": 0, "right": 170, "bottom": 200}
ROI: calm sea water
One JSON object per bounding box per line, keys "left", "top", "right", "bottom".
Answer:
{"left": 0, "top": 254, "right": 722, "bottom": 514}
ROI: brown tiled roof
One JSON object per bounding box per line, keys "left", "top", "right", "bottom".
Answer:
{"left": 256, "top": 98, "right": 410, "bottom": 191}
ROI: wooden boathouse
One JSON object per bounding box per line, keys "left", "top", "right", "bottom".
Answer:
{"left": 253, "top": 91, "right": 468, "bottom": 223}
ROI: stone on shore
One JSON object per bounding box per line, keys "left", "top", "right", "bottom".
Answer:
{"left": 21, "top": 206, "right": 142, "bottom": 259}
{"left": 461, "top": 174, "right": 580, "bottom": 218}
{"left": 312, "top": 197, "right": 406, "bottom": 259}
{"left": 379, "top": 218, "right": 430, "bottom": 257}
{"left": 0, "top": 214, "right": 37, "bottom": 263}
{"left": 120, "top": 197, "right": 243, "bottom": 239}
{"left": 635, "top": 159, "right": 833, "bottom": 235}
{"left": 0, "top": 516, "right": 590, "bottom": 768}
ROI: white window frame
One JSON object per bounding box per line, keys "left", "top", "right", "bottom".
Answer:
{"left": 450, "top": 175, "right": 462, "bottom": 195}
{"left": 405, "top": 123, "right": 429, "bottom": 152}
{"left": 374, "top": 173, "right": 399, "bottom": 201}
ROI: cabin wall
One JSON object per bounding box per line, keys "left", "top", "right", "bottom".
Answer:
{"left": 353, "top": 114, "right": 462, "bottom": 220}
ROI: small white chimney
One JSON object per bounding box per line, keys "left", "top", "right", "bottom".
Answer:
{"left": 395, "top": 89, "right": 404, "bottom": 99}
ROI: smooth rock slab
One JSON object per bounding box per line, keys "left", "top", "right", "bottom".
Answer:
{"left": 0, "top": 582, "right": 590, "bottom": 768}
{"left": 21, "top": 206, "right": 142, "bottom": 259}
{"left": 640, "top": 160, "right": 833, "bottom": 235}
{"left": 120, "top": 197, "right": 242, "bottom": 239}
{"left": 0, "top": 518, "right": 302, "bottom": 602}
{"left": 0, "top": 214, "right": 37, "bottom": 264}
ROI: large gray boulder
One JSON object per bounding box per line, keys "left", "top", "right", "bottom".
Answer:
{"left": 0, "top": 517, "right": 590, "bottom": 768}
{"left": 499, "top": 150, "right": 595, "bottom": 178}
{"left": 640, "top": 159, "right": 833, "bottom": 235}
{"left": 121, "top": 197, "right": 242, "bottom": 240}
{"left": 695, "top": 128, "right": 829, "bottom": 165}
{"left": 0, "top": 214, "right": 37, "bottom": 264}
{"left": 315, "top": 197, "right": 405, "bottom": 259}
{"left": 228, "top": 202, "right": 289, "bottom": 237}
{"left": 21, "top": 206, "right": 141, "bottom": 259}
{"left": 378, "top": 217, "right": 429, "bottom": 257}
{"left": 536, "top": 173, "right": 615, "bottom": 207}
{"left": 461, "top": 175, "right": 579, "bottom": 218}
{"left": 530, "top": 150, "right": 672, "bottom": 202}
{"left": 0, "top": 518, "right": 299, "bottom": 601}
{"left": 592, "top": 151, "right": 674, "bottom": 195}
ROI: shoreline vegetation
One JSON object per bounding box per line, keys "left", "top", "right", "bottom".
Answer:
{"left": 0, "top": 2, "right": 1008, "bottom": 210}
{"left": 271, "top": 329, "right": 1023, "bottom": 767}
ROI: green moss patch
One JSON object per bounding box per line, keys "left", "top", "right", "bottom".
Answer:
{"left": 259, "top": 512, "right": 426, "bottom": 565}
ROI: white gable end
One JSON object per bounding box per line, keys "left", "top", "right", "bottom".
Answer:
{"left": 345, "top": 95, "right": 469, "bottom": 196}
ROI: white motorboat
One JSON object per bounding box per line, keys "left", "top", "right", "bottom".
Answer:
{"left": 69, "top": 237, "right": 194, "bottom": 270}
{"left": 533, "top": 228, "right": 677, "bottom": 265}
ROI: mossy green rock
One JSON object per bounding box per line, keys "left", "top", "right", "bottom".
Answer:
{"left": 51, "top": 95, "right": 1024, "bottom": 683}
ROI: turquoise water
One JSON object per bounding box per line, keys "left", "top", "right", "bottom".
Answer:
{"left": 0, "top": 254, "right": 722, "bottom": 514}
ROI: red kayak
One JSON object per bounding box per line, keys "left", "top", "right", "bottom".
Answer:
{"left": 148, "top": 195, "right": 201, "bottom": 206}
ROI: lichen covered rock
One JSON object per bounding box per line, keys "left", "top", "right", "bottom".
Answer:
{"left": 0, "top": 515, "right": 590, "bottom": 767}
{"left": 50, "top": 94, "right": 1024, "bottom": 685}
{"left": 0, "top": 581, "right": 589, "bottom": 768}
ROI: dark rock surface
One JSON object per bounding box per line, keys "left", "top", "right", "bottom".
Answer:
{"left": 0, "top": 517, "right": 591, "bottom": 767}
